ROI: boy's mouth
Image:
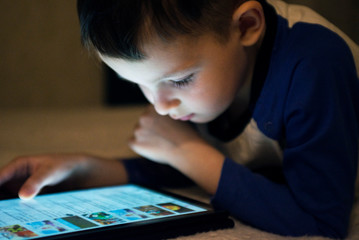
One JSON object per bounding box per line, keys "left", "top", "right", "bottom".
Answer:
{"left": 172, "top": 113, "right": 195, "bottom": 121}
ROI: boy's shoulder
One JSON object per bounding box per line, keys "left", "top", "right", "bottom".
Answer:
{"left": 269, "top": 15, "right": 355, "bottom": 84}
{"left": 282, "top": 20, "right": 352, "bottom": 62}
{"left": 267, "top": 0, "right": 359, "bottom": 73}
{"left": 252, "top": 1, "right": 359, "bottom": 138}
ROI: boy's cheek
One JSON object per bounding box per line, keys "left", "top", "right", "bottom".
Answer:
{"left": 139, "top": 86, "right": 154, "bottom": 104}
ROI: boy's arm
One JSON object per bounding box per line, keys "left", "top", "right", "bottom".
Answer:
{"left": 0, "top": 154, "right": 129, "bottom": 199}
{"left": 212, "top": 50, "right": 359, "bottom": 238}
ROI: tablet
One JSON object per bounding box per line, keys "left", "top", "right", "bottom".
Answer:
{"left": 0, "top": 184, "right": 234, "bottom": 239}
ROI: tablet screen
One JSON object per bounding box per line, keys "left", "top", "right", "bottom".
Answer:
{"left": 0, "top": 184, "right": 211, "bottom": 239}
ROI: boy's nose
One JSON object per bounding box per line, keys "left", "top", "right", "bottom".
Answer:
{"left": 154, "top": 98, "right": 181, "bottom": 116}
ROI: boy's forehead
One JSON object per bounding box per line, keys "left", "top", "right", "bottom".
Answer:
{"left": 99, "top": 44, "right": 201, "bottom": 85}
{"left": 99, "top": 34, "right": 215, "bottom": 81}
{"left": 100, "top": 55, "right": 165, "bottom": 83}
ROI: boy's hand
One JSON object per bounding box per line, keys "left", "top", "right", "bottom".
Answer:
{"left": 0, "top": 154, "right": 86, "bottom": 199}
{"left": 129, "top": 106, "right": 204, "bottom": 165}
{"left": 129, "top": 106, "right": 225, "bottom": 194}
{"left": 0, "top": 154, "right": 127, "bottom": 200}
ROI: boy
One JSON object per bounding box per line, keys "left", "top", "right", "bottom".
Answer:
{"left": 0, "top": 0, "right": 358, "bottom": 238}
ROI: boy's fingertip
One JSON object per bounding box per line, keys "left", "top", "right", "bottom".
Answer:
{"left": 18, "top": 188, "right": 36, "bottom": 200}
{"left": 19, "top": 194, "right": 33, "bottom": 200}
{"left": 18, "top": 193, "right": 32, "bottom": 200}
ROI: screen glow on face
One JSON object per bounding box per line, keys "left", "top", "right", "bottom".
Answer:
{"left": 0, "top": 185, "right": 206, "bottom": 239}
{"left": 100, "top": 30, "right": 250, "bottom": 124}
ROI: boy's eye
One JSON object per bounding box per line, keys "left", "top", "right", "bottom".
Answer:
{"left": 170, "top": 74, "right": 195, "bottom": 89}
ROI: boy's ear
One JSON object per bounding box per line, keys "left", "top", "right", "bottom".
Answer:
{"left": 232, "top": 1, "right": 265, "bottom": 47}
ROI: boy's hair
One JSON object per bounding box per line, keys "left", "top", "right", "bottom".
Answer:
{"left": 77, "top": 0, "right": 243, "bottom": 61}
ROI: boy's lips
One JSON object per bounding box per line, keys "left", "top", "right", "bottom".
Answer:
{"left": 172, "top": 113, "right": 195, "bottom": 121}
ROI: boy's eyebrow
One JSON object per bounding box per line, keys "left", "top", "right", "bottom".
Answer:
{"left": 161, "top": 65, "right": 202, "bottom": 80}
{"left": 115, "top": 63, "right": 202, "bottom": 84}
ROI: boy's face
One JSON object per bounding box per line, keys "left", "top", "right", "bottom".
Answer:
{"left": 100, "top": 33, "right": 252, "bottom": 123}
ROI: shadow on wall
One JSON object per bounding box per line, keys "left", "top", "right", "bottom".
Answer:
{"left": 285, "top": 0, "right": 358, "bottom": 44}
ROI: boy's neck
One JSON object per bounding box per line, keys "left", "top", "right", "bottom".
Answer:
{"left": 228, "top": 25, "right": 266, "bottom": 122}
{"left": 204, "top": 0, "right": 278, "bottom": 141}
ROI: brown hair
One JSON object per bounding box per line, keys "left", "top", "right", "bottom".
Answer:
{"left": 77, "top": 0, "right": 244, "bottom": 60}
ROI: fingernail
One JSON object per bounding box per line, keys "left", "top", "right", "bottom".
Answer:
{"left": 19, "top": 189, "right": 35, "bottom": 200}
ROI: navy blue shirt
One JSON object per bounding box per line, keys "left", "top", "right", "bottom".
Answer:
{"left": 212, "top": 16, "right": 359, "bottom": 238}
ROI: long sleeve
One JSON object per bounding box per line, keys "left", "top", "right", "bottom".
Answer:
{"left": 211, "top": 26, "right": 359, "bottom": 238}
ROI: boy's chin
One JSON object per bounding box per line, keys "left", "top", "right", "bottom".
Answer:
{"left": 190, "top": 115, "right": 218, "bottom": 124}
